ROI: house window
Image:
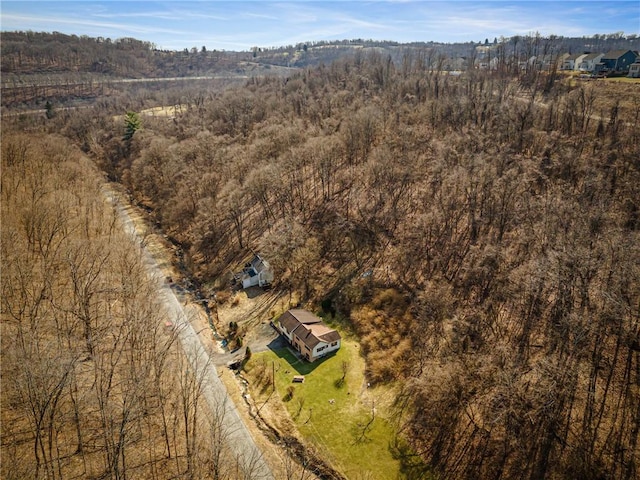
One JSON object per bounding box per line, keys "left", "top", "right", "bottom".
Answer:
{"left": 331, "top": 341, "right": 338, "bottom": 347}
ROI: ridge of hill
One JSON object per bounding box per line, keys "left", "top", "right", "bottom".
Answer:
{"left": 3, "top": 30, "right": 638, "bottom": 80}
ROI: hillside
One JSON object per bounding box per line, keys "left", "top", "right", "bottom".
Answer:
{"left": 0, "top": 133, "right": 262, "bottom": 479}
{"left": 3, "top": 31, "right": 640, "bottom": 479}
{"left": 3, "top": 31, "right": 638, "bottom": 79}
{"left": 3, "top": 31, "right": 639, "bottom": 110}
{"left": 37, "top": 48, "right": 639, "bottom": 478}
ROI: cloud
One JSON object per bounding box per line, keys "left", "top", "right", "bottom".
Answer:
{"left": 1, "top": 1, "right": 637, "bottom": 51}
{"left": 241, "top": 12, "right": 279, "bottom": 20}
{"left": 1, "top": 13, "right": 187, "bottom": 36}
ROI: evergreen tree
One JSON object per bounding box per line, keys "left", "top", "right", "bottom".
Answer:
{"left": 123, "top": 111, "right": 141, "bottom": 141}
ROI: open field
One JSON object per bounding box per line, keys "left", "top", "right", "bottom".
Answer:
{"left": 245, "top": 339, "right": 401, "bottom": 480}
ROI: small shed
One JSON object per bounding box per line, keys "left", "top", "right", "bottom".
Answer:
{"left": 292, "top": 375, "right": 305, "bottom": 383}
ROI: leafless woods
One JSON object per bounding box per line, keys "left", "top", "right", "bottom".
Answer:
{"left": 0, "top": 134, "right": 268, "bottom": 479}
{"left": 4, "top": 49, "right": 640, "bottom": 479}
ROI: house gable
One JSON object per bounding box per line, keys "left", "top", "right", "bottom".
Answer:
{"left": 564, "top": 53, "right": 589, "bottom": 71}
{"left": 599, "top": 50, "right": 639, "bottom": 72}
{"left": 276, "top": 309, "right": 341, "bottom": 361}
{"left": 578, "top": 53, "right": 604, "bottom": 72}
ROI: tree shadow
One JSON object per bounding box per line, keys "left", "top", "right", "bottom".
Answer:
{"left": 244, "top": 286, "right": 266, "bottom": 299}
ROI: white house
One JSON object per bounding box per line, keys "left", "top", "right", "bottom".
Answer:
{"left": 578, "top": 53, "right": 604, "bottom": 72}
{"left": 548, "top": 53, "right": 570, "bottom": 70}
{"left": 477, "top": 56, "right": 500, "bottom": 70}
{"left": 519, "top": 56, "right": 538, "bottom": 71}
{"left": 563, "top": 53, "right": 588, "bottom": 71}
{"left": 276, "top": 309, "right": 341, "bottom": 362}
{"left": 628, "top": 60, "right": 640, "bottom": 78}
{"left": 240, "top": 255, "right": 273, "bottom": 288}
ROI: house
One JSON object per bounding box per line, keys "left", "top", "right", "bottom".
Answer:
{"left": 530, "top": 53, "right": 569, "bottom": 71}
{"left": 562, "top": 53, "right": 589, "bottom": 71}
{"left": 629, "top": 60, "right": 640, "bottom": 78}
{"left": 518, "top": 55, "right": 538, "bottom": 71}
{"left": 276, "top": 309, "right": 341, "bottom": 362}
{"left": 578, "top": 53, "right": 604, "bottom": 72}
{"left": 548, "top": 53, "right": 570, "bottom": 70}
{"left": 596, "top": 50, "right": 639, "bottom": 74}
{"left": 239, "top": 254, "right": 273, "bottom": 289}
{"left": 477, "top": 57, "right": 499, "bottom": 70}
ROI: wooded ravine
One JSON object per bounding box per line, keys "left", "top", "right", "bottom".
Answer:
{"left": 2, "top": 34, "right": 640, "bottom": 479}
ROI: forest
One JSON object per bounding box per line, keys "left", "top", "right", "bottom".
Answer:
{"left": 1, "top": 132, "right": 280, "bottom": 479}
{"left": 2, "top": 31, "right": 640, "bottom": 479}
{"left": 3, "top": 30, "right": 639, "bottom": 110}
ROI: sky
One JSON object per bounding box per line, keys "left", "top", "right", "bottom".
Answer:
{"left": 1, "top": 1, "right": 638, "bottom": 51}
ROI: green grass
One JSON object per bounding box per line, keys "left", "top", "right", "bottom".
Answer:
{"left": 246, "top": 339, "right": 401, "bottom": 480}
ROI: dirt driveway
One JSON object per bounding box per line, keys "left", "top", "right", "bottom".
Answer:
{"left": 184, "top": 285, "right": 289, "bottom": 367}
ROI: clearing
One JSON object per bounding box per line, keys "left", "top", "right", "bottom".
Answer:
{"left": 244, "top": 338, "right": 401, "bottom": 480}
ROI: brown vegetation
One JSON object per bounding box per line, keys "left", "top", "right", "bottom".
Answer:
{"left": 4, "top": 41, "right": 640, "bottom": 478}
{"left": 100, "top": 53, "right": 637, "bottom": 479}
{"left": 0, "top": 133, "right": 267, "bottom": 479}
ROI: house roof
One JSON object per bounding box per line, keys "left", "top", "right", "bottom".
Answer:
{"left": 581, "top": 53, "right": 603, "bottom": 61}
{"left": 602, "top": 50, "right": 634, "bottom": 60}
{"left": 278, "top": 309, "right": 341, "bottom": 352}
{"left": 566, "top": 53, "right": 589, "bottom": 61}
{"left": 278, "top": 309, "right": 322, "bottom": 334}
{"left": 292, "top": 322, "right": 341, "bottom": 350}
{"left": 249, "top": 254, "right": 270, "bottom": 273}
{"left": 241, "top": 254, "right": 272, "bottom": 282}
{"left": 287, "top": 309, "right": 323, "bottom": 325}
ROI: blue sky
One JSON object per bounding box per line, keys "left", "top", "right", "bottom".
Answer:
{"left": 1, "top": 1, "right": 638, "bottom": 51}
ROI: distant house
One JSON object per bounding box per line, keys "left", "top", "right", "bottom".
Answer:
{"left": 563, "top": 53, "right": 589, "bottom": 71}
{"left": 518, "top": 56, "right": 537, "bottom": 71}
{"left": 239, "top": 254, "right": 273, "bottom": 289}
{"left": 276, "top": 309, "right": 341, "bottom": 362}
{"left": 549, "top": 53, "right": 570, "bottom": 70}
{"left": 531, "top": 53, "right": 569, "bottom": 71}
{"left": 578, "top": 53, "right": 604, "bottom": 72}
{"left": 596, "top": 50, "right": 639, "bottom": 73}
{"left": 629, "top": 60, "right": 640, "bottom": 78}
{"left": 477, "top": 57, "right": 499, "bottom": 70}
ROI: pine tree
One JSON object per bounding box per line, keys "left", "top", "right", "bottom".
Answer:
{"left": 123, "top": 111, "right": 141, "bottom": 141}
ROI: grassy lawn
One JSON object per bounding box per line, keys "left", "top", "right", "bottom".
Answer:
{"left": 245, "top": 339, "right": 401, "bottom": 480}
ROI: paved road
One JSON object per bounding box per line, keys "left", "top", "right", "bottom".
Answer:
{"left": 103, "top": 184, "right": 274, "bottom": 480}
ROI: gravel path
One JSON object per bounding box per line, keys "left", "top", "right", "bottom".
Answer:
{"left": 103, "top": 184, "right": 274, "bottom": 480}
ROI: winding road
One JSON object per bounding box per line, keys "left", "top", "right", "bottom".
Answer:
{"left": 103, "top": 184, "right": 274, "bottom": 480}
